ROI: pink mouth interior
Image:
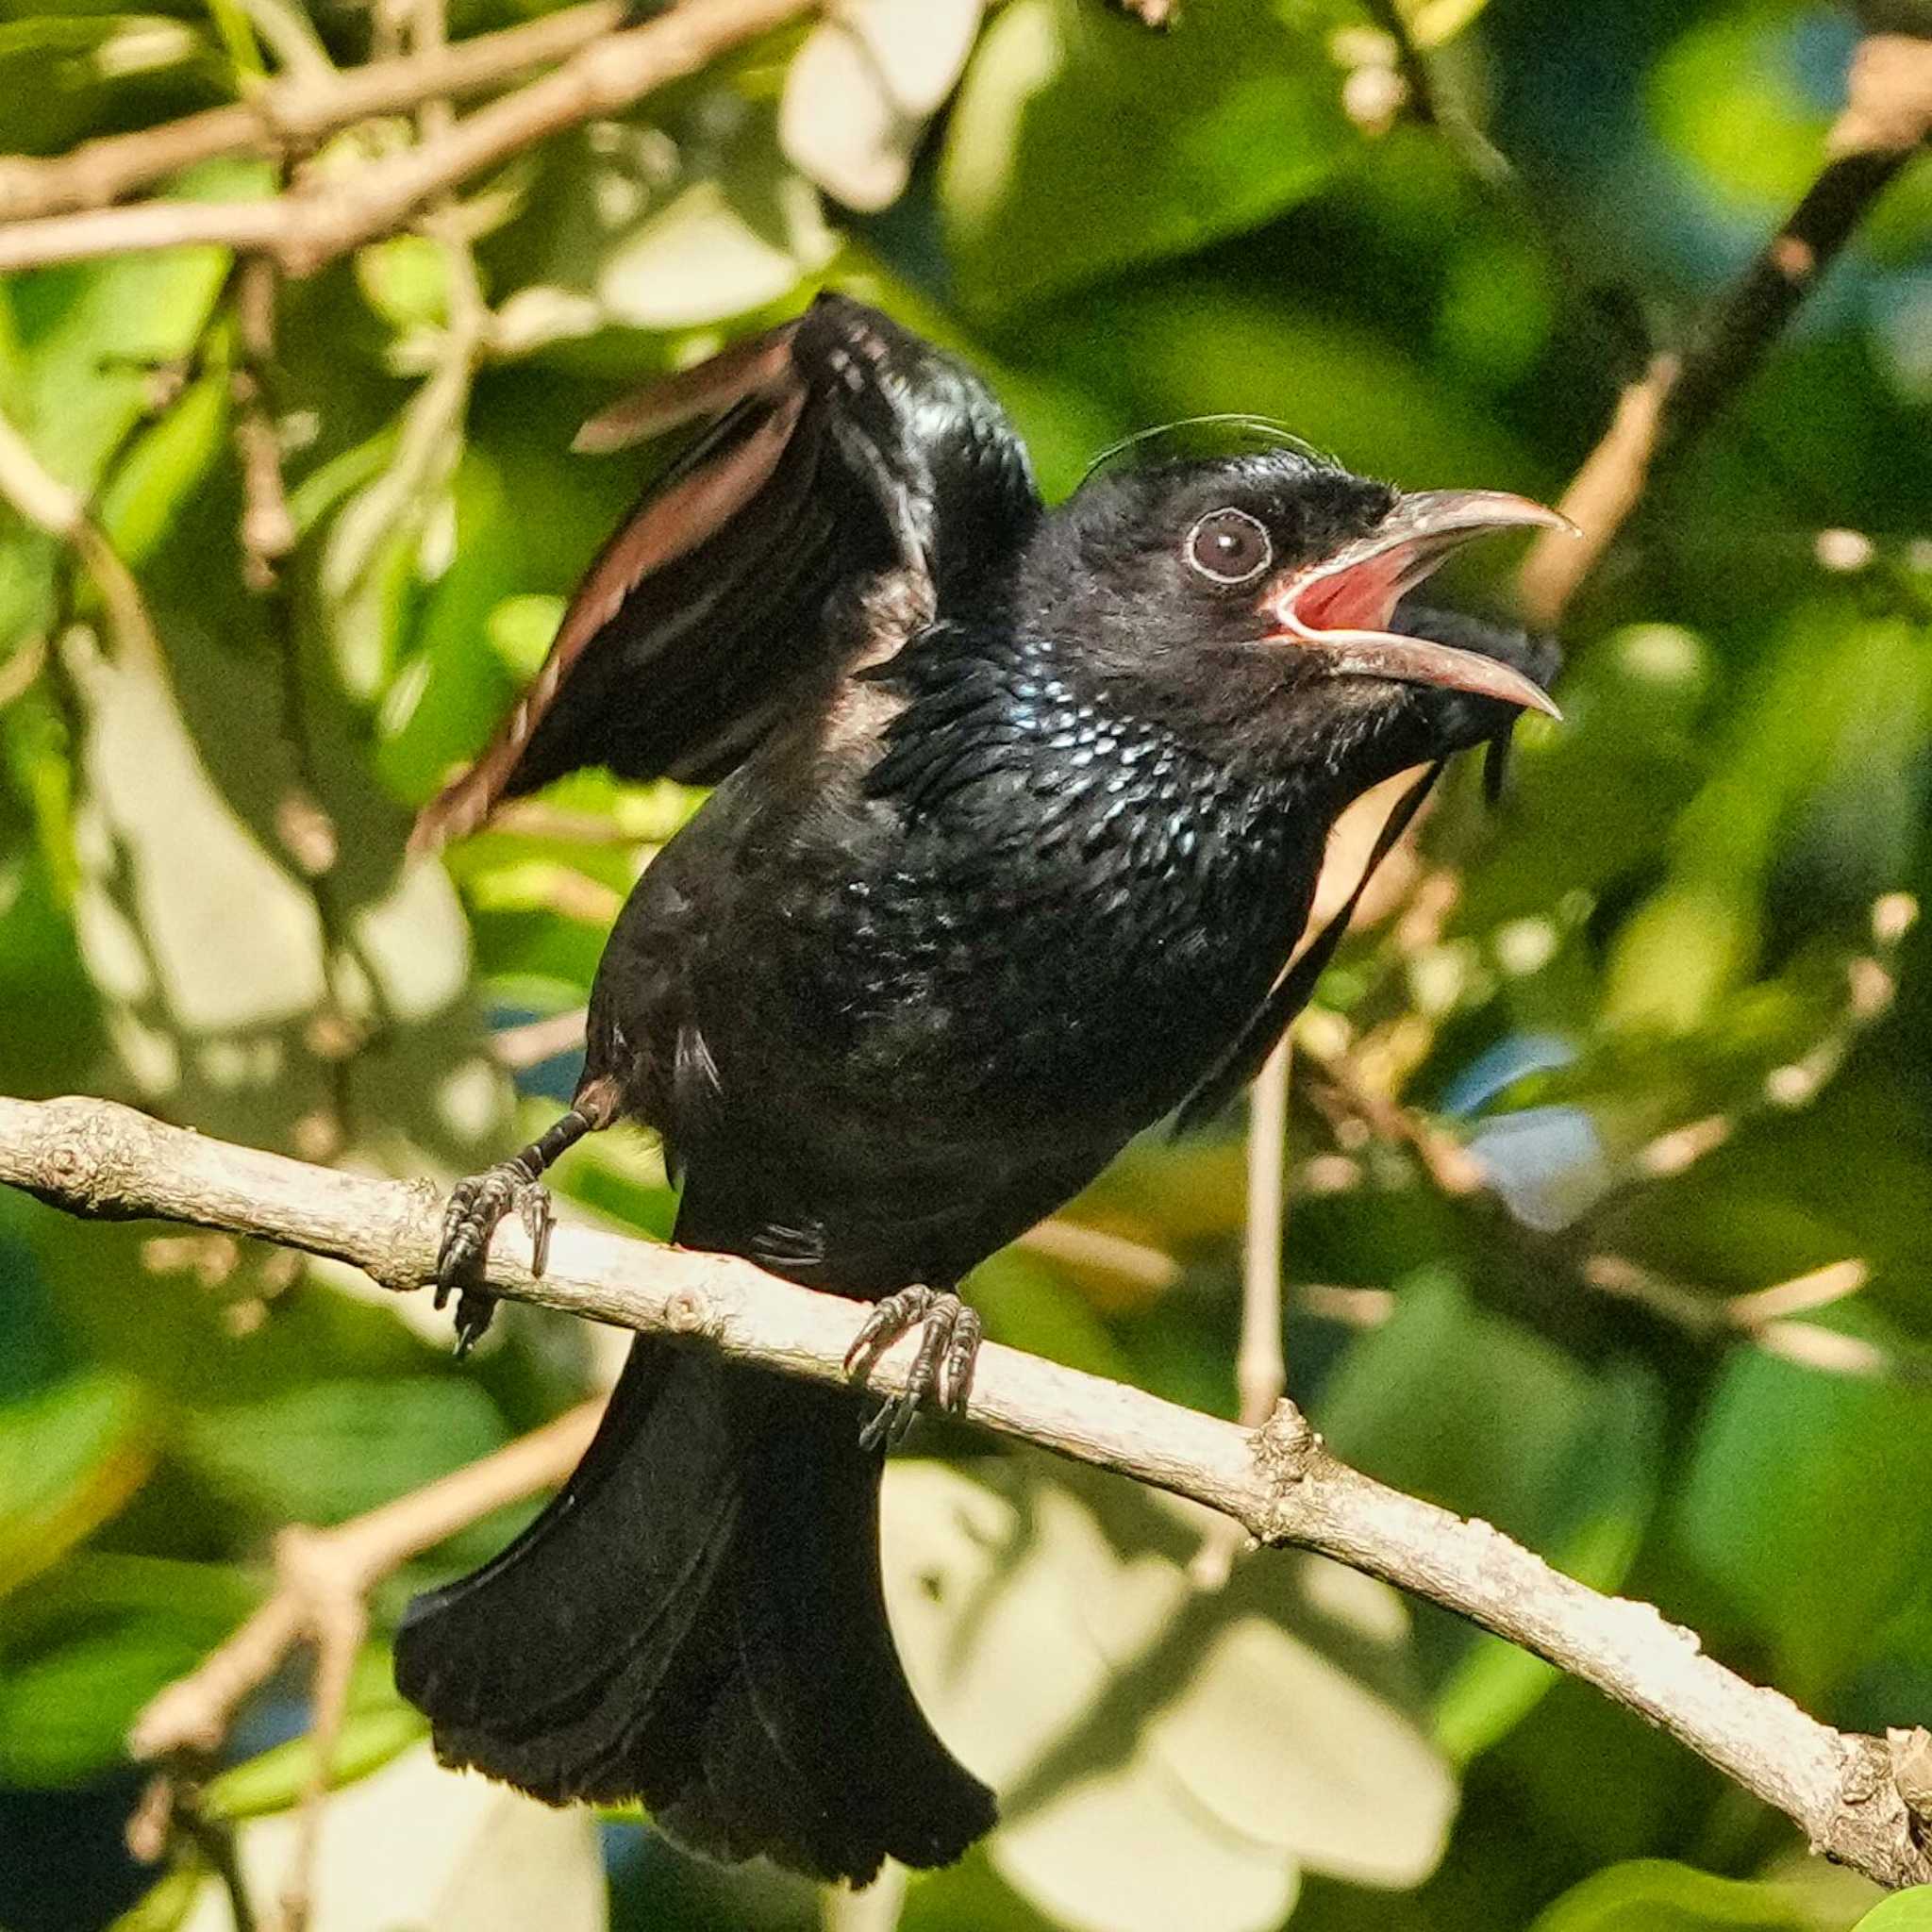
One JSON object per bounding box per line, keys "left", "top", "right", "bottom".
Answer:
{"left": 1284, "top": 538, "right": 1457, "bottom": 634}
{"left": 1291, "top": 556, "right": 1404, "bottom": 632}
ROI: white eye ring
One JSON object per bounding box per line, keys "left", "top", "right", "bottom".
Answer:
{"left": 1186, "top": 508, "right": 1273, "bottom": 586}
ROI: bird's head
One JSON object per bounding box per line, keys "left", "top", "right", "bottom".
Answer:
{"left": 1018, "top": 444, "right": 1567, "bottom": 790}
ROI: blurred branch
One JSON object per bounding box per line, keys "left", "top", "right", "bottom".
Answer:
{"left": 8, "top": 1094, "right": 1932, "bottom": 1892}
{"left": 0, "top": 1, "right": 625, "bottom": 224}
{"left": 1298, "top": 1022, "right": 1489, "bottom": 1196}
{"left": 1355, "top": 0, "right": 1512, "bottom": 188}
{"left": 491, "top": 1005, "right": 591, "bottom": 1070}
{"left": 1518, "top": 31, "right": 1932, "bottom": 627}
{"left": 231, "top": 260, "right": 298, "bottom": 591}
{"left": 128, "top": 1401, "right": 599, "bottom": 1760}
{"left": 1192, "top": 1035, "right": 1291, "bottom": 1587}
{"left": 1017, "top": 1216, "right": 1179, "bottom": 1291}
{"left": 1236, "top": 1038, "right": 1292, "bottom": 1426}
{"left": 1584, "top": 1255, "right": 1926, "bottom": 1384}
{"left": 0, "top": 399, "right": 164, "bottom": 666}
{"left": 127, "top": 1401, "right": 601, "bottom": 1932}
{"left": 0, "top": 0, "right": 817, "bottom": 277}
{"left": 227, "top": 252, "right": 380, "bottom": 1164}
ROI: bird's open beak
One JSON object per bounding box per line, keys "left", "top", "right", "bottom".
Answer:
{"left": 1260, "top": 490, "right": 1574, "bottom": 718}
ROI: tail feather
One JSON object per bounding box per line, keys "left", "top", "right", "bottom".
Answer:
{"left": 394, "top": 1338, "right": 994, "bottom": 1884}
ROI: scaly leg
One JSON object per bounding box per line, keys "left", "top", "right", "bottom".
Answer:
{"left": 435, "top": 1096, "right": 608, "bottom": 1354}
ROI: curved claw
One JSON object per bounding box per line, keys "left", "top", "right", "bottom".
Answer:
{"left": 845, "top": 1288, "right": 981, "bottom": 1450}
{"left": 434, "top": 1162, "right": 553, "bottom": 1354}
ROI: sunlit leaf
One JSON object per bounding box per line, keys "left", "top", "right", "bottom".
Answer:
{"left": 10, "top": 159, "right": 268, "bottom": 494}
{"left": 1528, "top": 1858, "right": 1814, "bottom": 1930}
{"left": 780, "top": 0, "right": 984, "bottom": 211}
{"left": 1857, "top": 1890, "right": 1932, "bottom": 1930}
{"left": 107, "top": 1864, "right": 204, "bottom": 1932}
{"left": 180, "top": 1742, "right": 606, "bottom": 1932}
{"left": 883, "top": 1466, "right": 1453, "bottom": 1932}
{"left": 0, "top": 1369, "right": 152, "bottom": 1598}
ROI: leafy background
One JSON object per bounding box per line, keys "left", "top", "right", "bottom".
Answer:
{"left": 3, "top": 0, "right": 1932, "bottom": 1929}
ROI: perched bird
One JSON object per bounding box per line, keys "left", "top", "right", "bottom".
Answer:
{"left": 394, "top": 292, "right": 1562, "bottom": 1885}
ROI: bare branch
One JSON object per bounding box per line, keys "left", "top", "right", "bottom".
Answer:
{"left": 0, "top": 0, "right": 818, "bottom": 278}
{"left": 0, "top": 2, "right": 625, "bottom": 224}
{"left": 1518, "top": 32, "right": 1932, "bottom": 627}
{"left": 6, "top": 1091, "right": 1932, "bottom": 1891}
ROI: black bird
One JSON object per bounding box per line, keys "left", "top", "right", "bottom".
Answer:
{"left": 393, "top": 292, "right": 1562, "bottom": 1885}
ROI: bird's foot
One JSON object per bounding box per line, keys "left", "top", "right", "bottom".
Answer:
{"left": 845, "top": 1287, "right": 981, "bottom": 1451}
{"left": 433, "top": 1162, "right": 554, "bottom": 1357}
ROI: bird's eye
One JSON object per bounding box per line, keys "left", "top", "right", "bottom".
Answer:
{"left": 1185, "top": 508, "right": 1273, "bottom": 586}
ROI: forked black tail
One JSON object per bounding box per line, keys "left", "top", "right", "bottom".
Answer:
{"left": 393, "top": 1338, "right": 994, "bottom": 1884}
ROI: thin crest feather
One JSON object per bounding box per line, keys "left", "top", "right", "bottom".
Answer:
{"left": 1080, "top": 413, "right": 1340, "bottom": 487}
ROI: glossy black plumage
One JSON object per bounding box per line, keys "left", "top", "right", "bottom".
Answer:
{"left": 395, "top": 292, "right": 1560, "bottom": 1884}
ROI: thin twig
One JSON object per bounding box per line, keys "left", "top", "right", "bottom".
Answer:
{"left": 0, "top": 2, "right": 625, "bottom": 224}
{"left": 232, "top": 260, "right": 297, "bottom": 591}
{"left": 1191, "top": 1034, "right": 1291, "bottom": 1587}
{"left": 1019, "top": 1216, "right": 1179, "bottom": 1293}
{"left": 1237, "top": 1039, "right": 1291, "bottom": 1424}
{"left": 491, "top": 1007, "right": 591, "bottom": 1070}
{"left": 241, "top": 0, "right": 336, "bottom": 88}
{"left": 8, "top": 1092, "right": 1932, "bottom": 1892}
{"left": 1517, "top": 33, "right": 1932, "bottom": 627}
{"left": 0, "top": 400, "right": 165, "bottom": 669}
{"left": 0, "top": 0, "right": 819, "bottom": 278}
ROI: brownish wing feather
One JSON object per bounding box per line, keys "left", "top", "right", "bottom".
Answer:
{"left": 409, "top": 294, "right": 1039, "bottom": 854}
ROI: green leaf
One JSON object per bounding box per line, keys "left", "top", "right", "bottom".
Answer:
{"left": 204, "top": 1647, "right": 426, "bottom": 1819}
{"left": 486, "top": 593, "right": 566, "bottom": 682}
{"left": 106, "top": 1864, "right": 203, "bottom": 1932}
{"left": 0, "top": 1555, "right": 263, "bottom": 1783}
{"left": 1528, "top": 1859, "right": 1814, "bottom": 1931}
{"left": 1603, "top": 880, "right": 1760, "bottom": 1036}
{"left": 1316, "top": 1274, "right": 1664, "bottom": 1756}
{"left": 1649, "top": 13, "right": 1827, "bottom": 212}
{"left": 941, "top": 0, "right": 1351, "bottom": 314}
{"left": 1434, "top": 1364, "right": 1662, "bottom": 1761}
{"left": 0, "top": 1622, "right": 206, "bottom": 1783}
{"left": 0, "top": 1369, "right": 152, "bottom": 1597}
{"left": 182, "top": 1377, "right": 508, "bottom": 1526}
{"left": 10, "top": 158, "right": 269, "bottom": 495}
{"left": 205, "top": 1703, "right": 428, "bottom": 1820}
{"left": 355, "top": 233, "right": 453, "bottom": 333}
{"left": 1857, "top": 1890, "right": 1932, "bottom": 1930}
{"left": 198, "top": 1743, "right": 607, "bottom": 1932}
{"left": 1024, "top": 277, "right": 1538, "bottom": 491}
{"left": 0, "top": 13, "right": 215, "bottom": 159}
{"left": 966, "top": 1245, "right": 1135, "bottom": 1382}
{"left": 93, "top": 358, "right": 231, "bottom": 568}
{"left": 1674, "top": 1347, "right": 1932, "bottom": 1697}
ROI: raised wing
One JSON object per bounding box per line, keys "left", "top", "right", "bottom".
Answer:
{"left": 410, "top": 293, "right": 1041, "bottom": 851}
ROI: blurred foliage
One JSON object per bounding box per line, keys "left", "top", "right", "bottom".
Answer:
{"left": 2, "top": 0, "right": 1931, "bottom": 1929}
